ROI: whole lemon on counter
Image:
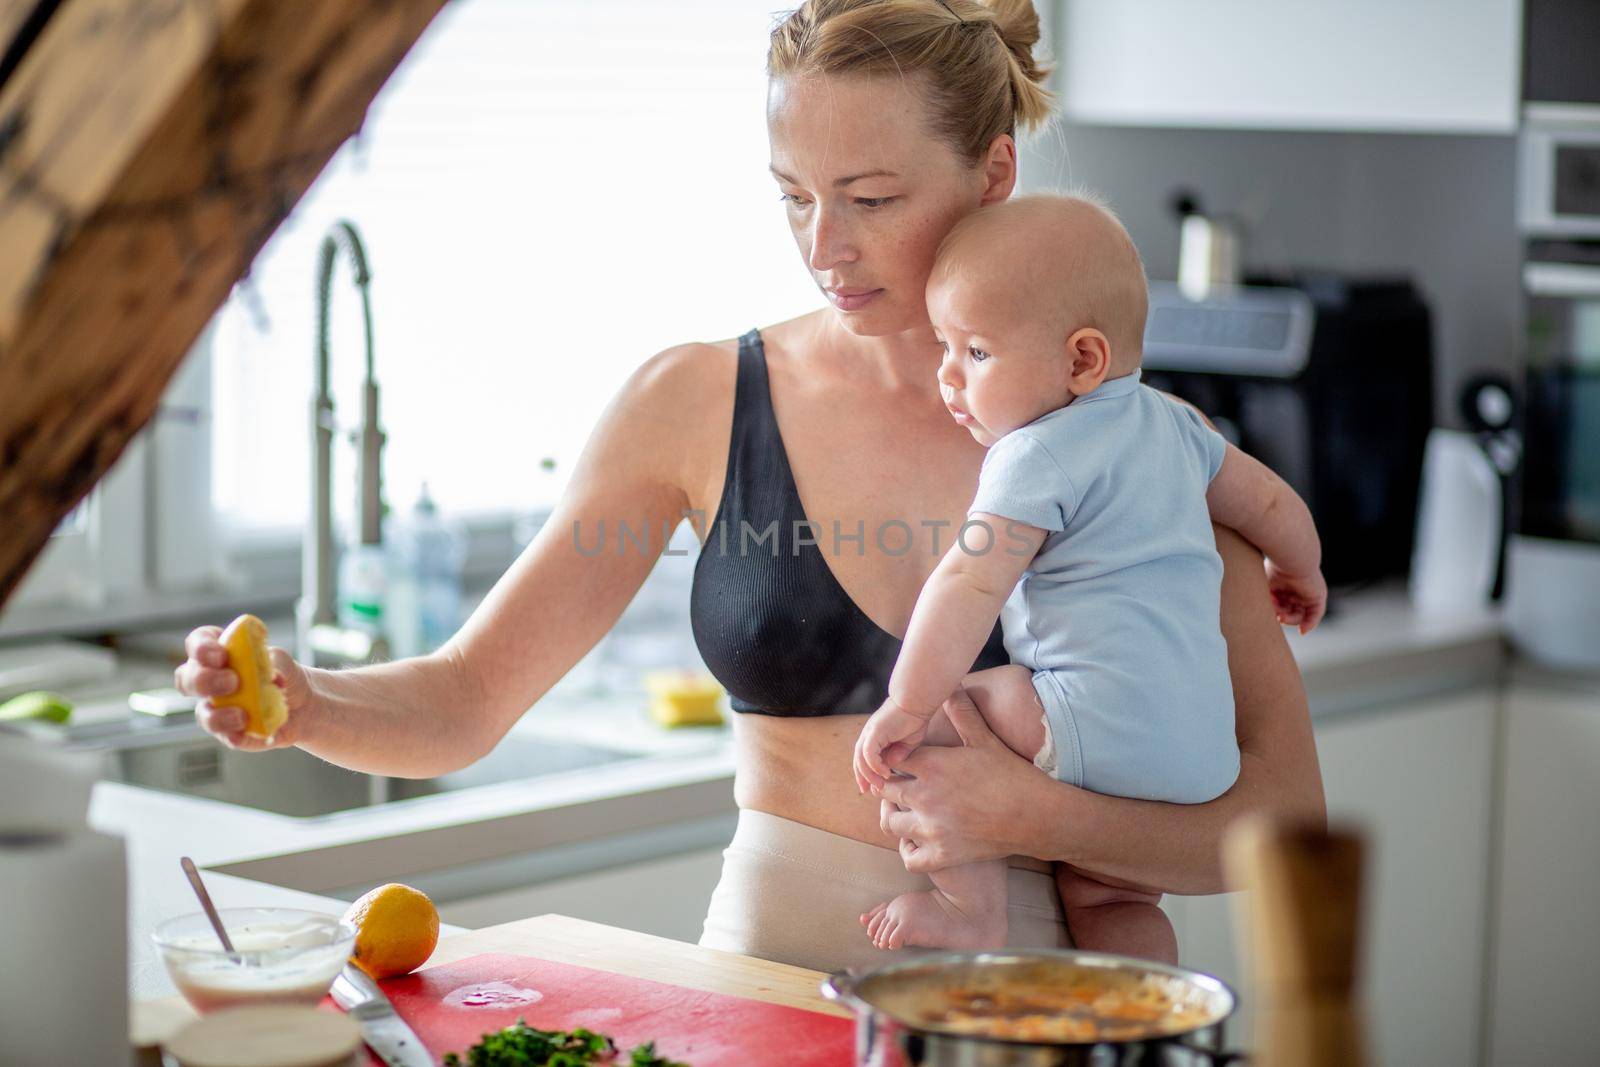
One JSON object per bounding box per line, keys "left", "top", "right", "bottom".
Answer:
{"left": 342, "top": 883, "right": 439, "bottom": 980}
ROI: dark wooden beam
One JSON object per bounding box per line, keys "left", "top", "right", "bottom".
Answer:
{"left": 0, "top": 0, "right": 447, "bottom": 607}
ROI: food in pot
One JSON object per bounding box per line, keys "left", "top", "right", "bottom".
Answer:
{"left": 916, "top": 976, "right": 1217, "bottom": 1042}
{"left": 854, "top": 955, "right": 1230, "bottom": 1045}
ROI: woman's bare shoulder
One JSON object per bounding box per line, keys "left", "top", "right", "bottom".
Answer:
{"left": 625, "top": 314, "right": 820, "bottom": 449}
{"left": 628, "top": 337, "right": 738, "bottom": 400}
{"left": 612, "top": 337, "right": 742, "bottom": 522}
{"left": 621, "top": 314, "right": 822, "bottom": 498}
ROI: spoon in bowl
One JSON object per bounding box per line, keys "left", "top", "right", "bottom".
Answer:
{"left": 180, "top": 855, "right": 236, "bottom": 955}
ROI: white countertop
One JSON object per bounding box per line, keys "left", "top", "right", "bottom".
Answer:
{"left": 100, "top": 735, "right": 736, "bottom": 998}
{"left": 1287, "top": 587, "right": 1500, "bottom": 670}
{"left": 97, "top": 585, "right": 1505, "bottom": 1000}
{"left": 1287, "top": 587, "right": 1505, "bottom": 714}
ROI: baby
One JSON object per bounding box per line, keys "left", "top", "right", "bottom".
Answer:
{"left": 852, "top": 193, "right": 1326, "bottom": 961}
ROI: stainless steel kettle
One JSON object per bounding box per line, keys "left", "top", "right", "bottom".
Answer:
{"left": 1172, "top": 190, "right": 1243, "bottom": 300}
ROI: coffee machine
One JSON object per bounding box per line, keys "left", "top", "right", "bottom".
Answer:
{"left": 1141, "top": 273, "right": 1435, "bottom": 588}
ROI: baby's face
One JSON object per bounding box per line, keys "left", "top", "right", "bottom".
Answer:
{"left": 928, "top": 275, "right": 1073, "bottom": 447}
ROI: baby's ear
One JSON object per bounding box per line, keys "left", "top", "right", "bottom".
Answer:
{"left": 1065, "top": 327, "right": 1112, "bottom": 395}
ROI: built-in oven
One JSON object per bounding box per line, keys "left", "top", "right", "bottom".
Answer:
{"left": 1509, "top": 105, "right": 1600, "bottom": 668}
{"left": 1517, "top": 109, "right": 1600, "bottom": 237}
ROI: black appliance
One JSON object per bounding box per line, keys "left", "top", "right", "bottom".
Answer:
{"left": 1522, "top": 0, "right": 1600, "bottom": 109}
{"left": 1141, "top": 273, "right": 1435, "bottom": 588}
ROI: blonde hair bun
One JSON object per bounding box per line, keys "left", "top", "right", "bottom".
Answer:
{"left": 769, "top": 0, "right": 1055, "bottom": 163}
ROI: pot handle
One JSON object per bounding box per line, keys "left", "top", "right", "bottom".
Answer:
{"left": 819, "top": 970, "right": 864, "bottom": 1013}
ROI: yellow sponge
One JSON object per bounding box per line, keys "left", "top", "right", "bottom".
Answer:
{"left": 644, "top": 671, "right": 725, "bottom": 728}
{"left": 212, "top": 614, "right": 289, "bottom": 738}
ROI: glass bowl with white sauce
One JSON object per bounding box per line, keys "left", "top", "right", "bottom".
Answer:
{"left": 152, "top": 908, "right": 356, "bottom": 1013}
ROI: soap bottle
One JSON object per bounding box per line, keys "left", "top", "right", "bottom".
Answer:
{"left": 387, "top": 483, "right": 467, "bottom": 658}
{"left": 336, "top": 538, "right": 388, "bottom": 639}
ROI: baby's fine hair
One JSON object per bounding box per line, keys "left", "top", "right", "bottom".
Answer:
{"left": 934, "top": 192, "right": 1150, "bottom": 370}
{"left": 768, "top": 0, "right": 1055, "bottom": 166}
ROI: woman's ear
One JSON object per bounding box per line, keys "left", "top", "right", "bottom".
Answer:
{"left": 977, "top": 134, "right": 1018, "bottom": 206}
{"left": 1065, "top": 327, "right": 1112, "bottom": 395}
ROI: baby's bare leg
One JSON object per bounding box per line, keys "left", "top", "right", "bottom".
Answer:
{"left": 864, "top": 666, "right": 1045, "bottom": 951}
{"left": 921, "top": 664, "right": 1047, "bottom": 760}
{"left": 1055, "top": 866, "right": 1178, "bottom": 964}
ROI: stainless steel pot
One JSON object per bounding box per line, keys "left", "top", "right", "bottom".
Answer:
{"left": 822, "top": 949, "right": 1240, "bottom": 1067}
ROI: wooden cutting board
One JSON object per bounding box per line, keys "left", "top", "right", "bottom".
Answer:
{"left": 358, "top": 952, "right": 853, "bottom": 1065}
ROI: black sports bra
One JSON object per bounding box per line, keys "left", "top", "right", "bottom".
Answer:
{"left": 689, "top": 329, "right": 1009, "bottom": 716}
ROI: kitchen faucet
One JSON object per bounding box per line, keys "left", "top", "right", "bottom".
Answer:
{"left": 296, "top": 219, "right": 390, "bottom": 668}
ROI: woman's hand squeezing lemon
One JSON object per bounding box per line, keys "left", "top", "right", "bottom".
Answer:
{"left": 175, "top": 614, "right": 315, "bottom": 751}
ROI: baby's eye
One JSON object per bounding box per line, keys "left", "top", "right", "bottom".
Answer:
{"left": 969, "top": 346, "right": 991, "bottom": 363}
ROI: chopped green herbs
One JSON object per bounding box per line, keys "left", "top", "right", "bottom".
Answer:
{"left": 629, "top": 1043, "right": 690, "bottom": 1067}
{"left": 441, "top": 1019, "right": 690, "bottom": 1067}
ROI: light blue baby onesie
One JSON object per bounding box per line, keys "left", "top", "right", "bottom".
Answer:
{"left": 967, "top": 370, "right": 1239, "bottom": 804}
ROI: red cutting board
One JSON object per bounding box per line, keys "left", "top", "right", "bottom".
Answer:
{"left": 336, "top": 952, "right": 855, "bottom": 1065}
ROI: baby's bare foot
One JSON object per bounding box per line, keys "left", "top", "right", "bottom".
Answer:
{"left": 862, "top": 901, "right": 891, "bottom": 944}
{"left": 863, "top": 889, "right": 1007, "bottom": 951}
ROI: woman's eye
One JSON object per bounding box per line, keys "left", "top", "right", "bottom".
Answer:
{"left": 779, "top": 193, "right": 810, "bottom": 207}
{"left": 969, "top": 346, "right": 990, "bottom": 363}
{"left": 857, "top": 196, "right": 895, "bottom": 209}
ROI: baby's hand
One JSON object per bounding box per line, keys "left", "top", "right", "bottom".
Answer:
{"left": 853, "top": 698, "right": 931, "bottom": 796}
{"left": 1266, "top": 560, "right": 1328, "bottom": 634}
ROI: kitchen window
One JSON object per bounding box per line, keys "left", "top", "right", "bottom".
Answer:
{"left": 4, "top": 0, "right": 818, "bottom": 630}
{"left": 209, "top": 0, "right": 817, "bottom": 540}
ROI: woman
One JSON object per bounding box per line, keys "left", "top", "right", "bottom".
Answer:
{"left": 175, "top": 0, "right": 1324, "bottom": 972}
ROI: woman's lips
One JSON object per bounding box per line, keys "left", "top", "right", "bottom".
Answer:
{"left": 827, "top": 287, "right": 884, "bottom": 311}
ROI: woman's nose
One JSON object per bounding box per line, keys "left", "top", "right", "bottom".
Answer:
{"left": 807, "top": 206, "right": 854, "bottom": 272}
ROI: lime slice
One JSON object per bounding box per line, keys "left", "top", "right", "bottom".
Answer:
{"left": 0, "top": 691, "right": 73, "bottom": 724}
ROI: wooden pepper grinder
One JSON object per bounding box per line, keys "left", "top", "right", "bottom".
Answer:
{"left": 1224, "top": 817, "right": 1367, "bottom": 1067}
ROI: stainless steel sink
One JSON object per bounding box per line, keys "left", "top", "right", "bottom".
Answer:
{"left": 100, "top": 732, "right": 635, "bottom": 818}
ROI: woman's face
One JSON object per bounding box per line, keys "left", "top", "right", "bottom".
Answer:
{"left": 767, "top": 73, "right": 1015, "bottom": 337}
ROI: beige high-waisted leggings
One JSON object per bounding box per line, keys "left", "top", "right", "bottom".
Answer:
{"left": 699, "top": 809, "right": 1071, "bottom": 974}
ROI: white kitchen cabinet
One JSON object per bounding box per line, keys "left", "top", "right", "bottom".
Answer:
{"left": 437, "top": 846, "right": 727, "bottom": 945}
{"left": 1164, "top": 688, "right": 1497, "bottom": 1065}
{"left": 1487, "top": 678, "right": 1600, "bottom": 1066}
{"left": 1056, "top": 0, "right": 1522, "bottom": 134}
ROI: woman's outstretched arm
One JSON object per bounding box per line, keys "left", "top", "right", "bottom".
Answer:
{"left": 178, "top": 343, "right": 725, "bottom": 778}
{"left": 879, "top": 524, "right": 1325, "bottom": 895}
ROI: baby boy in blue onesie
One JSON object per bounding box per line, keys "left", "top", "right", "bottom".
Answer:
{"left": 853, "top": 194, "right": 1326, "bottom": 961}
